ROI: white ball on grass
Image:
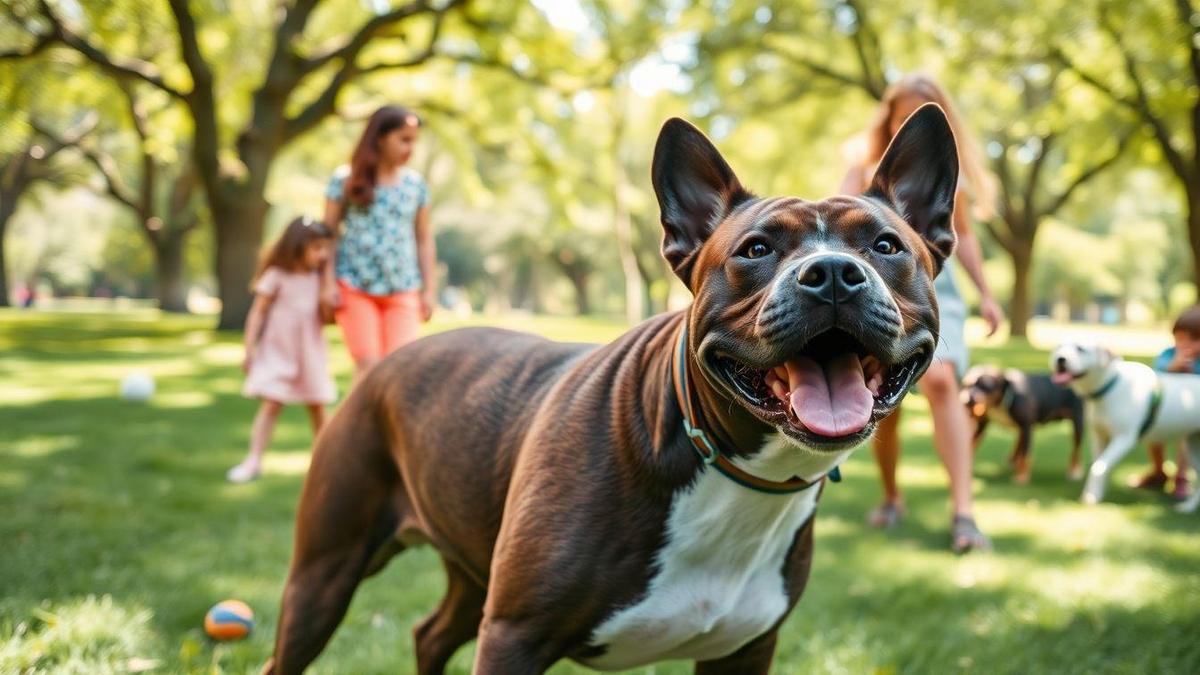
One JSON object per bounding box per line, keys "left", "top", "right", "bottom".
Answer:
{"left": 120, "top": 372, "right": 156, "bottom": 401}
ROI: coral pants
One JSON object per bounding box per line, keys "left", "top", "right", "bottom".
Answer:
{"left": 334, "top": 280, "right": 421, "bottom": 364}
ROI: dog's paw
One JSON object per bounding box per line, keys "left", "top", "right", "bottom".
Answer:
{"left": 1012, "top": 472, "right": 1031, "bottom": 485}
{"left": 1080, "top": 492, "right": 1100, "bottom": 506}
{"left": 1175, "top": 501, "right": 1198, "bottom": 514}
{"left": 1067, "top": 466, "right": 1084, "bottom": 481}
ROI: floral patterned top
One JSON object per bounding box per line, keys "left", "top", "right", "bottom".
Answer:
{"left": 326, "top": 165, "right": 429, "bottom": 295}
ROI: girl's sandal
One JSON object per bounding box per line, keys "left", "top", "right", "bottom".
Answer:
{"left": 1171, "top": 477, "right": 1191, "bottom": 501}
{"left": 226, "top": 461, "right": 262, "bottom": 484}
{"left": 867, "top": 501, "right": 905, "bottom": 529}
{"left": 951, "top": 515, "right": 991, "bottom": 554}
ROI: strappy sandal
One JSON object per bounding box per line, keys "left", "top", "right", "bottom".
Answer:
{"left": 951, "top": 515, "right": 991, "bottom": 554}
{"left": 1171, "top": 476, "right": 1191, "bottom": 501}
{"left": 867, "top": 501, "right": 905, "bottom": 529}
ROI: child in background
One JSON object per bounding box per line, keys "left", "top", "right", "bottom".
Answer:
{"left": 1131, "top": 305, "right": 1200, "bottom": 499}
{"left": 227, "top": 217, "right": 337, "bottom": 483}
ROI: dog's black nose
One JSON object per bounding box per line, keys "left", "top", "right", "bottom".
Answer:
{"left": 797, "top": 256, "right": 868, "bottom": 304}
{"left": 1055, "top": 356, "right": 1067, "bottom": 370}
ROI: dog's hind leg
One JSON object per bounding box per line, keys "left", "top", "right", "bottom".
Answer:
{"left": 268, "top": 401, "right": 403, "bottom": 675}
{"left": 1176, "top": 434, "right": 1200, "bottom": 513}
{"left": 414, "top": 558, "right": 486, "bottom": 675}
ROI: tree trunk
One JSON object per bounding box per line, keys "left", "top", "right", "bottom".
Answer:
{"left": 1010, "top": 245, "right": 1034, "bottom": 339}
{"left": 154, "top": 233, "right": 190, "bottom": 313}
{"left": 610, "top": 102, "right": 644, "bottom": 325}
{"left": 213, "top": 192, "right": 267, "bottom": 329}
{"left": 1189, "top": 190, "right": 1200, "bottom": 303}
{"left": 0, "top": 199, "right": 14, "bottom": 307}
{"left": 566, "top": 267, "right": 590, "bottom": 315}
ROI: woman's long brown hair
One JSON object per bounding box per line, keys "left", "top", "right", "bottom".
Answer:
{"left": 343, "top": 105, "right": 421, "bottom": 208}
{"left": 252, "top": 216, "right": 333, "bottom": 287}
{"left": 863, "top": 74, "right": 996, "bottom": 221}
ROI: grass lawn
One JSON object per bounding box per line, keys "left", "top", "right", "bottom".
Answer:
{"left": 1, "top": 308, "right": 1197, "bottom": 674}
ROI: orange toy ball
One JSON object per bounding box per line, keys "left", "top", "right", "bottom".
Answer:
{"left": 204, "top": 599, "right": 254, "bottom": 641}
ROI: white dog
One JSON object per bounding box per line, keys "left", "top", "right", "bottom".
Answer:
{"left": 1050, "top": 342, "right": 1200, "bottom": 511}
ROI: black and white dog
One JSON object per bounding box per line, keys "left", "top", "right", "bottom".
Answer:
{"left": 1050, "top": 342, "right": 1200, "bottom": 509}
{"left": 962, "top": 365, "right": 1085, "bottom": 483}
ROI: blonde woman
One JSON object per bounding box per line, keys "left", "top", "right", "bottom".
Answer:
{"left": 841, "top": 74, "right": 1003, "bottom": 553}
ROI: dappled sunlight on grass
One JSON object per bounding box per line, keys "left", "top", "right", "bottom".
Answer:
{"left": 2, "top": 309, "right": 1198, "bottom": 673}
{"left": 152, "top": 391, "right": 218, "bottom": 409}
{"left": 261, "top": 450, "right": 313, "bottom": 477}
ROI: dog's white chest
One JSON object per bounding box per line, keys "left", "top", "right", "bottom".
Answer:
{"left": 579, "top": 465, "right": 819, "bottom": 670}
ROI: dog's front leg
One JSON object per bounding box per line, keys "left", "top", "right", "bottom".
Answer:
{"left": 1082, "top": 433, "right": 1138, "bottom": 504}
{"left": 695, "top": 630, "right": 777, "bottom": 675}
{"left": 971, "top": 416, "right": 989, "bottom": 452}
{"left": 472, "top": 617, "right": 561, "bottom": 675}
{"left": 1010, "top": 424, "right": 1032, "bottom": 484}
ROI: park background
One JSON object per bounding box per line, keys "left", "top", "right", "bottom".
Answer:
{"left": 2, "top": 0, "right": 1199, "bottom": 673}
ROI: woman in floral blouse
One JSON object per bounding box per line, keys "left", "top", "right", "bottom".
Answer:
{"left": 321, "top": 105, "right": 436, "bottom": 381}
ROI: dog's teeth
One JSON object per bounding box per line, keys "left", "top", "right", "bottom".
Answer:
{"left": 867, "top": 372, "right": 883, "bottom": 396}
{"left": 861, "top": 356, "right": 881, "bottom": 379}
{"left": 765, "top": 370, "right": 789, "bottom": 401}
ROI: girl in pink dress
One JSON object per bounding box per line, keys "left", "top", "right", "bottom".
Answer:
{"left": 227, "top": 217, "right": 337, "bottom": 483}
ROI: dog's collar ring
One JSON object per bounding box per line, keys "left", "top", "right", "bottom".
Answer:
{"left": 683, "top": 420, "right": 719, "bottom": 465}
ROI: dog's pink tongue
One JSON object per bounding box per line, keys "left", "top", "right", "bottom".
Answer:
{"left": 1050, "top": 371, "right": 1073, "bottom": 386}
{"left": 786, "top": 354, "right": 873, "bottom": 437}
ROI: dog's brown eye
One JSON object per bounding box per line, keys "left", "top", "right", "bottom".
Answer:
{"left": 741, "top": 241, "right": 773, "bottom": 259}
{"left": 873, "top": 234, "right": 902, "bottom": 255}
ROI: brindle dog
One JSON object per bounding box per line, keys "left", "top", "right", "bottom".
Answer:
{"left": 268, "top": 104, "right": 959, "bottom": 674}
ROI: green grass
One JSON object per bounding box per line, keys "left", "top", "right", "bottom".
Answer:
{"left": 1, "top": 309, "right": 1197, "bottom": 674}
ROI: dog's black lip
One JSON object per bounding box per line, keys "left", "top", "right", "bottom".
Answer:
{"left": 704, "top": 335, "right": 931, "bottom": 447}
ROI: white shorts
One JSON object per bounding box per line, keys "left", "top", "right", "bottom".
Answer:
{"left": 931, "top": 260, "right": 969, "bottom": 378}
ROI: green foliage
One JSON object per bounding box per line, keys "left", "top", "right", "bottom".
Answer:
{"left": 2, "top": 0, "right": 1197, "bottom": 318}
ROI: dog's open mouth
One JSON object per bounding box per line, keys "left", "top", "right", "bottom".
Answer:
{"left": 1050, "top": 363, "right": 1081, "bottom": 385}
{"left": 713, "top": 328, "right": 927, "bottom": 445}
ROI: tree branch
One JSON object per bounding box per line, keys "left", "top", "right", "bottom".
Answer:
{"left": 1042, "top": 131, "right": 1133, "bottom": 216}
{"left": 0, "top": 29, "right": 56, "bottom": 60}
{"left": 31, "top": 119, "right": 139, "bottom": 213}
{"left": 282, "top": 2, "right": 462, "bottom": 142}
{"left": 983, "top": 219, "right": 1019, "bottom": 256}
{"left": 762, "top": 39, "right": 879, "bottom": 99}
{"left": 117, "top": 82, "right": 156, "bottom": 225}
{"left": 1021, "top": 133, "right": 1056, "bottom": 224}
{"left": 842, "top": 0, "right": 887, "bottom": 99}
{"left": 162, "top": 0, "right": 220, "bottom": 197}
{"left": 1056, "top": 9, "right": 1191, "bottom": 182}
{"left": 25, "top": 0, "right": 187, "bottom": 100}
{"left": 297, "top": 0, "right": 451, "bottom": 75}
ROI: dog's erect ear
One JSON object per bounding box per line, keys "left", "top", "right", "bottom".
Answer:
{"left": 867, "top": 103, "right": 959, "bottom": 273}
{"left": 652, "top": 118, "right": 749, "bottom": 289}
